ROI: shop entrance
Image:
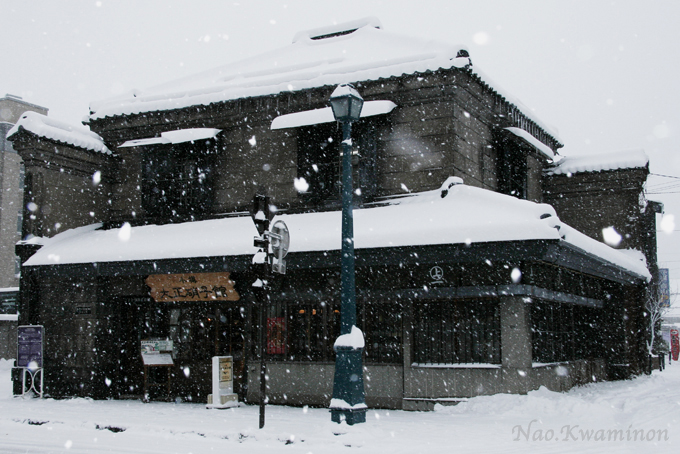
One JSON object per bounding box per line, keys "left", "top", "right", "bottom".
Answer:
{"left": 124, "top": 302, "right": 246, "bottom": 402}
{"left": 169, "top": 304, "right": 246, "bottom": 400}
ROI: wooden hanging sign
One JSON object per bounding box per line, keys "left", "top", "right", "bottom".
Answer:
{"left": 146, "top": 272, "right": 240, "bottom": 302}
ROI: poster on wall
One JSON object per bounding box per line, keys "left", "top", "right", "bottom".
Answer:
{"left": 267, "top": 317, "right": 286, "bottom": 355}
{"left": 662, "top": 329, "right": 672, "bottom": 347}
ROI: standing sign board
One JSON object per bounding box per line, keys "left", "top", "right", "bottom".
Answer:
{"left": 206, "top": 356, "right": 238, "bottom": 409}
{"left": 17, "top": 325, "right": 44, "bottom": 397}
{"left": 17, "top": 325, "right": 43, "bottom": 368}
{"left": 140, "top": 339, "right": 174, "bottom": 400}
{"left": 671, "top": 329, "right": 680, "bottom": 362}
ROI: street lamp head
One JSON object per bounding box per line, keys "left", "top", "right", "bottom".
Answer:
{"left": 330, "top": 84, "right": 364, "bottom": 123}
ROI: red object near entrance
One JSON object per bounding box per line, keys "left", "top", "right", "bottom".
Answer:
{"left": 671, "top": 329, "right": 680, "bottom": 361}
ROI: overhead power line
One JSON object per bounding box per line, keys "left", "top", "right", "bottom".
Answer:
{"left": 651, "top": 173, "right": 680, "bottom": 180}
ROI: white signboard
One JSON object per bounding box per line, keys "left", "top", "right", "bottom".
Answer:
{"left": 141, "top": 339, "right": 173, "bottom": 354}
{"left": 206, "top": 356, "right": 238, "bottom": 409}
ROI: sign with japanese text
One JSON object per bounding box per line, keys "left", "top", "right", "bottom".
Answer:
{"left": 207, "top": 355, "right": 237, "bottom": 408}
{"left": 146, "top": 272, "right": 239, "bottom": 302}
{"left": 17, "top": 325, "right": 43, "bottom": 368}
{"left": 659, "top": 268, "right": 671, "bottom": 308}
{"left": 219, "top": 357, "right": 233, "bottom": 383}
{"left": 141, "top": 339, "right": 174, "bottom": 353}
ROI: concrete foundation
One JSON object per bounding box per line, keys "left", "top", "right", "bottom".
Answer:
{"left": 0, "top": 317, "right": 17, "bottom": 360}
{"left": 248, "top": 358, "right": 607, "bottom": 411}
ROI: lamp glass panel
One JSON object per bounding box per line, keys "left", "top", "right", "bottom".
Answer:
{"left": 330, "top": 97, "right": 350, "bottom": 121}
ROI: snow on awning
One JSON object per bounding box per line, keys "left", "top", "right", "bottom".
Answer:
{"left": 270, "top": 100, "right": 397, "bottom": 130}
{"left": 504, "top": 127, "right": 555, "bottom": 159}
{"left": 7, "top": 111, "right": 111, "bottom": 155}
{"left": 119, "top": 128, "right": 221, "bottom": 148}
{"left": 546, "top": 150, "right": 649, "bottom": 176}
{"left": 22, "top": 177, "right": 650, "bottom": 281}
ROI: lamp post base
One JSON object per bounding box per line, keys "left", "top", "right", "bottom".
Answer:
{"left": 330, "top": 408, "right": 367, "bottom": 425}
{"left": 330, "top": 346, "right": 366, "bottom": 425}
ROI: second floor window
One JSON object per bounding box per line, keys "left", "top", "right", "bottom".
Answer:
{"left": 496, "top": 135, "right": 528, "bottom": 199}
{"left": 141, "top": 141, "right": 217, "bottom": 222}
{"left": 297, "top": 119, "right": 380, "bottom": 208}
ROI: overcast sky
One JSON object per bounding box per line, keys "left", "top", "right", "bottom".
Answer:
{"left": 2, "top": 0, "right": 680, "bottom": 295}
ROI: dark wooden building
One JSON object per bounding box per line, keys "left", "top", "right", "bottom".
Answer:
{"left": 8, "top": 18, "right": 657, "bottom": 409}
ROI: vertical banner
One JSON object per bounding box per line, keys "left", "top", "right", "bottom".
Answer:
{"left": 672, "top": 329, "right": 680, "bottom": 362}
{"left": 659, "top": 268, "right": 671, "bottom": 308}
{"left": 267, "top": 317, "right": 286, "bottom": 355}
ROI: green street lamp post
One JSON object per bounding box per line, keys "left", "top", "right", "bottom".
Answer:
{"left": 328, "top": 84, "right": 367, "bottom": 425}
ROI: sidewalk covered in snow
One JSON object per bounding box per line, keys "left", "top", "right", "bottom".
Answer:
{"left": 1, "top": 355, "right": 677, "bottom": 453}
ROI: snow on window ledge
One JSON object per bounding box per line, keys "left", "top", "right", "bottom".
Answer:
{"left": 412, "top": 363, "right": 501, "bottom": 369}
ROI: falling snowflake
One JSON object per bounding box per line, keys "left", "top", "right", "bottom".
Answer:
{"left": 294, "top": 177, "right": 309, "bottom": 193}
{"left": 602, "top": 226, "right": 622, "bottom": 247}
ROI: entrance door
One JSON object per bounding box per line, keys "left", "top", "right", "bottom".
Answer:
{"left": 170, "top": 304, "right": 245, "bottom": 400}
{"left": 216, "top": 306, "right": 246, "bottom": 397}
{"left": 117, "top": 299, "right": 170, "bottom": 399}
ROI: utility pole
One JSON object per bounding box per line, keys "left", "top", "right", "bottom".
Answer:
{"left": 250, "top": 193, "right": 288, "bottom": 429}
{"left": 251, "top": 193, "right": 272, "bottom": 429}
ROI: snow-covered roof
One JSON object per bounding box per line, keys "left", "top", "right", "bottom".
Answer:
{"left": 23, "top": 177, "right": 649, "bottom": 281}
{"left": 7, "top": 111, "right": 111, "bottom": 155}
{"left": 88, "top": 18, "right": 559, "bottom": 144}
{"left": 547, "top": 150, "right": 649, "bottom": 176}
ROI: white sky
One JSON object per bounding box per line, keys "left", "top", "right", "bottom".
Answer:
{"left": 2, "top": 0, "right": 680, "bottom": 297}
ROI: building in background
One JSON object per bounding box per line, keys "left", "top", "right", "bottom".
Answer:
{"left": 0, "top": 94, "right": 46, "bottom": 360}
{"left": 0, "top": 94, "right": 48, "bottom": 287}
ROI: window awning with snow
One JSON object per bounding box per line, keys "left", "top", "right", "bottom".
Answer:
{"left": 504, "top": 127, "right": 555, "bottom": 160}
{"left": 118, "top": 128, "right": 221, "bottom": 148}
{"left": 22, "top": 178, "right": 650, "bottom": 283}
{"left": 270, "top": 100, "right": 397, "bottom": 130}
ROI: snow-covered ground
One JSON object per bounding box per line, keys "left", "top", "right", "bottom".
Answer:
{"left": 0, "top": 358, "right": 677, "bottom": 453}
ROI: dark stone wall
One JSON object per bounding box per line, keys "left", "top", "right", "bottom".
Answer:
{"left": 33, "top": 277, "right": 100, "bottom": 397}
{"left": 0, "top": 319, "right": 17, "bottom": 359}
{"left": 87, "top": 67, "right": 558, "bottom": 219}
{"left": 10, "top": 132, "right": 114, "bottom": 239}
{"left": 543, "top": 167, "right": 649, "bottom": 252}
{"left": 15, "top": 238, "right": 648, "bottom": 401}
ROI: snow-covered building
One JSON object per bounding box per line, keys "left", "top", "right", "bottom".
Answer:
{"left": 0, "top": 94, "right": 47, "bottom": 289}
{"left": 7, "top": 18, "right": 657, "bottom": 409}
{"left": 0, "top": 95, "right": 47, "bottom": 361}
